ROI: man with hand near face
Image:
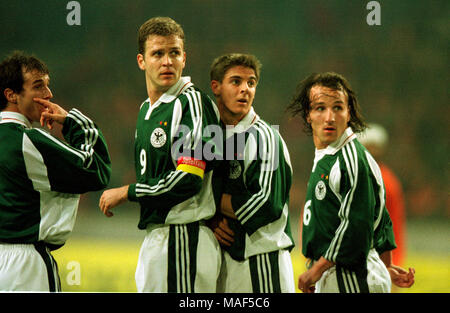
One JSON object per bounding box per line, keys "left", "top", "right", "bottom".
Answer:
{"left": 209, "top": 53, "right": 295, "bottom": 293}
{"left": 0, "top": 51, "right": 111, "bottom": 291}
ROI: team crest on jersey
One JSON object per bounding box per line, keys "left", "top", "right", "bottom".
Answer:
{"left": 150, "top": 127, "right": 167, "bottom": 148}
{"left": 315, "top": 180, "right": 326, "bottom": 200}
{"left": 228, "top": 160, "right": 241, "bottom": 179}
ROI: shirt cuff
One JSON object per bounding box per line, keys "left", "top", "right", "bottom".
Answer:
{"left": 127, "top": 183, "right": 138, "bottom": 202}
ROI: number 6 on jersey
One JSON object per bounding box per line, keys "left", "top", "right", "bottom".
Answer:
{"left": 303, "top": 200, "right": 312, "bottom": 226}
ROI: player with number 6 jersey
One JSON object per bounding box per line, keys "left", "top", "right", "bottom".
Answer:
{"left": 288, "top": 72, "right": 415, "bottom": 293}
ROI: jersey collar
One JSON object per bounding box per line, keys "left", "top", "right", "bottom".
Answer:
{"left": 225, "top": 107, "right": 259, "bottom": 138}
{"left": 146, "top": 76, "right": 194, "bottom": 106}
{"left": 0, "top": 111, "right": 32, "bottom": 129}
{"left": 316, "top": 127, "right": 357, "bottom": 156}
{"left": 312, "top": 127, "right": 356, "bottom": 171}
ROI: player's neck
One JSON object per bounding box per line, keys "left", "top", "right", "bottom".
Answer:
{"left": 147, "top": 89, "right": 164, "bottom": 105}
{"left": 217, "top": 102, "right": 245, "bottom": 126}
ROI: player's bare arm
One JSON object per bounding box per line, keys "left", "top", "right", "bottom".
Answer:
{"left": 99, "top": 185, "right": 129, "bottom": 217}
{"left": 298, "top": 256, "right": 334, "bottom": 293}
{"left": 380, "top": 250, "right": 415, "bottom": 288}
{"left": 220, "top": 193, "right": 237, "bottom": 219}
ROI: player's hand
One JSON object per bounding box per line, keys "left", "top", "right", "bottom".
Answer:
{"left": 298, "top": 270, "right": 317, "bottom": 293}
{"left": 210, "top": 216, "right": 234, "bottom": 247}
{"left": 99, "top": 185, "right": 129, "bottom": 217}
{"left": 34, "top": 98, "right": 68, "bottom": 130}
{"left": 388, "top": 265, "right": 415, "bottom": 288}
{"left": 298, "top": 257, "right": 334, "bottom": 293}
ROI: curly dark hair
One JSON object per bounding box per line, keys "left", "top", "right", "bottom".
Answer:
{"left": 287, "top": 72, "right": 367, "bottom": 135}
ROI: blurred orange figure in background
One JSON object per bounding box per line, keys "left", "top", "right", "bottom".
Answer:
{"left": 358, "top": 124, "right": 406, "bottom": 266}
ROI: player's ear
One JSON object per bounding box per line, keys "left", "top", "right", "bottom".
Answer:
{"left": 137, "top": 54, "right": 145, "bottom": 71}
{"left": 4, "top": 88, "right": 17, "bottom": 104}
{"left": 210, "top": 80, "right": 220, "bottom": 96}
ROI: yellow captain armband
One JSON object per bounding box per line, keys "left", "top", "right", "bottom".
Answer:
{"left": 176, "top": 156, "right": 206, "bottom": 179}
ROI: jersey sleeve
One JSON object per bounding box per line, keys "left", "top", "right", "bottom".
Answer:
{"left": 229, "top": 124, "right": 292, "bottom": 235}
{"left": 323, "top": 142, "right": 374, "bottom": 268}
{"left": 23, "top": 108, "right": 111, "bottom": 194}
{"left": 128, "top": 90, "right": 221, "bottom": 211}
{"left": 373, "top": 205, "right": 397, "bottom": 255}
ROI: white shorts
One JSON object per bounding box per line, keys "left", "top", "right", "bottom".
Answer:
{"left": 217, "top": 249, "right": 295, "bottom": 293}
{"left": 0, "top": 243, "right": 60, "bottom": 292}
{"left": 315, "top": 248, "right": 391, "bottom": 293}
{"left": 135, "top": 222, "right": 221, "bottom": 292}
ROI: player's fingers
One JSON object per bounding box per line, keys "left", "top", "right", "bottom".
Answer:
{"left": 215, "top": 227, "right": 234, "bottom": 244}
{"left": 99, "top": 195, "right": 109, "bottom": 214}
{"left": 218, "top": 219, "right": 234, "bottom": 236}
{"left": 99, "top": 195, "right": 105, "bottom": 210}
{"left": 213, "top": 232, "right": 231, "bottom": 246}
{"left": 33, "top": 97, "right": 52, "bottom": 108}
{"left": 102, "top": 205, "right": 114, "bottom": 217}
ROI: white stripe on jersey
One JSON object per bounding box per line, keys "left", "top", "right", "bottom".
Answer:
{"left": 135, "top": 171, "right": 188, "bottom": 197}
{"left": 33, "top": 128, "right": 88, "bottom": 162}
{"left": 22, "top": 133, "right": 80, "bottom": 244}
{"left": 22, "top": 133, "right": 51, "bottom": 191}
{"left": 234, "top": 121, "right": 275, "bottom": 225}
{"left": 67, "top": 109, "right": 99, "bottom": 168}
{"left": 185, "top": 90, "right": 203, "bottom": 151}
{"left": 326, "top": 141, "right": 358, "bottom": 262}
{"left": 365, "top": 150, "right": 385, "bottom": 231}
{"left": 329, "top": 159, "right": 342, "bottom": 202}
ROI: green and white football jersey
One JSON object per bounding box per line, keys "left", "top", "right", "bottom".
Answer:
{"left": 0, "top": 110, "right": 111, "bottom": 249}
{"left": 215, "top": 108, "right": 295, "bottom": 261}
{"left": 302, "top": 127, "right": 396, "bottom": 270}
{"left": 127, "top": 77, "right": 221, "bottom": 229}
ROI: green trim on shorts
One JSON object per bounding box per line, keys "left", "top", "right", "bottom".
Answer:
{"left": 336, "top": 265, "right": 369, "bottom": 293}
{"left": 249, "top": 250, "right": 281, "bottom": 293}
{"left": 33, "top": 242, "right": 61, "bottom": 292}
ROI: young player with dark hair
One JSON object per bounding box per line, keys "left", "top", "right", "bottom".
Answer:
{"left": 209, "top": 53, "right": 295, "bottom": 292}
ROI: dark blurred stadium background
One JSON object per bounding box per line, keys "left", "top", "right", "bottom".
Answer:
{"left": 1, "top": 0, "right": 448, "bottom": 292}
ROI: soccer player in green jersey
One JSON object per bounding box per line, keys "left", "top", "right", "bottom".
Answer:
{"left": 99, "top": 17, "right": 222, "bottom": 292}
{"left": 0, "top": 51, "right": 111, "bottom": 291}
{"left": 208, "top": 53, "right": 296, "bottom": 292}
{"left": 288, "top": 72, "right": 415, "bottom": 293}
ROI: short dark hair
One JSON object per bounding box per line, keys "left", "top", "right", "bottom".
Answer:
{"left": 210, "top": 53, "right": 262, "bottom": 83}
{"left": 137, "top": 17, "right": 185, "bottom": 55}
{"left": 287, "top": 72, "right": 367, "bottom": 134}
{"left": 0, "top": 51, "right": 49, "bottom": 110}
